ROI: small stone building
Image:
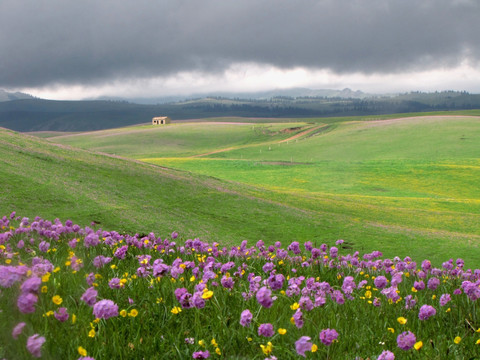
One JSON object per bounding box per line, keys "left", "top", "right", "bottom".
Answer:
{"left": 152, "top": 116, "right": 171, "bottom": 125}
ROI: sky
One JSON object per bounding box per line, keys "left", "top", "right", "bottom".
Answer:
{"left": 1, "top": 0, "right": 480, "bottom": 100}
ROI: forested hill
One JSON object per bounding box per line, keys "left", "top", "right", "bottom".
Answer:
{"left": 1, "top": 91, "right": 480, "bottom": 132}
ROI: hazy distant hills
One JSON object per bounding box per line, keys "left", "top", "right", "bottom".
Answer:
{"left": 1, "top": 89, "right": 480, "bottom": 132}
{"left": 0, "top": 89, "right": 33, "bottom": 102}
{"left": 111, "top": 87, "right": 372, "bottom": 104}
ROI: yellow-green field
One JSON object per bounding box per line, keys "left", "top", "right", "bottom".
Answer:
{"left": 37, "top": 114, "right": 480, "bottom": 266}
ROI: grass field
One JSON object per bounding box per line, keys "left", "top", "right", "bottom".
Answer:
{"left": 33, "top": 113, "right": 480, "bottom": 267}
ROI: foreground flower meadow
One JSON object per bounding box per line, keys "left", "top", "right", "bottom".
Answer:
{"left": 1, "top": 212, "right": 480, "bottom": 359}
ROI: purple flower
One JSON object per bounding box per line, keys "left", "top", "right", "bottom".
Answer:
{"left": 462, "top": 281, "right": 480, "bottom": 301}
{"left": 439, "top": 293, "right": 451, "bottom": 307}
{"left": 108, "top": 277, "right": 122, "bottom": 289}
{"left": 26, "top": 334, "right": 46, "bottom": 358}
{"left": 114, "top": 245, "right": 128, "bottom": 260}
{"left": 427, "top": 277, "right": 440, "bottom": 290}
{"left": 374, "top": 276, "right": 388, "bottom": 289}
{"left": 256, "top": 286, "right": 273, "bottom": 308}
{"left": 38, "top": 241, "right": 50, "bottom": 252}
{"left": 81, "top": 287, "right": 98, "bottom": 306}
{"left": 342, "top": 276, "right": 356, "bottom": 295}
{"left": 93, "top": 299, "right": 119, "bottom": 319}
{"left": 21, "top": 276, "right": 42, "bottom": 294}
{"left": 295, "top": 336, "right": 313, "bottom": 357}
{"left": 377, "top": 350, "right": 395, "bottom": 360}
{"left": 287, "top": 241, "right": 301, "bottom": 254}
{"left": 240, "top": 309, "right": 253, "bottom": 327}
{"left": 413, "top": 280, "right": 425, "bottom": 291}
{"left": 329, "top": 246, "right": 338, "bottom": 258}
{"left": 192, "top": 350, "right": 210, "bottom": 359}
{"left": 54, "top": 307, "right": 69, "bottom": 322}
{"left": 78, "top": 357, "right": 96, "bottom": 360}
{"left": 397, "top": 331, "right": 416, "bottom": 350}
{"left": 86, "top": 272, "right": 96, "bottom": 286}
{"left": 421, "top": 260, "right": 432, "bottom": 272}
{"left": 418, "top": 304, "right": 436, "bottom": 320}
{"left": 293, "top": 309, "right": 304, "bottom": 328}
{"left": 404, "top": 295, "right": 416, "bottom": 310}
{"left": 12, "top": 322, "right": 26, "bottom": 339}
{"left": 267, "top": 273, "right": 285, "bottom": 291}
{"left": 220, "top": 275, "right": 234, "bottom": 289}
{"left": 92, "top": 255, "right": 112, "bottom": 268}
{"left": 84, "top": 233, "right": 100, "bottom": 247}
{"left": 17, "top": 292, "right": 38, "bottom": 313}
{"left": 258, "top": 323, "right": 274, "bottom": 337}
{"left": 319, "top": 328, "right": 339, "bottom": 346}
{"left": 262, "top": 262, "right": 275, "bottom": 273}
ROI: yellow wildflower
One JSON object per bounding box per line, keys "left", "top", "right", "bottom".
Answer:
{"left": 278, "top": 328, "right": 287, "bottom": 335}
{"left": 52, "top": 295, "right": 63, "bottom": 305}
{"left": 414, "top": 341, "right": 423, "bottom": 350}
{"left": 202, "top": 290, "right": 213, "bottom": 299}
{"left": 120, "top": 310, "right": 127, "bottom": 317}
{"left": 72, "top": 314, "right": 77, "bottom": 324}
{"left": 260, "top": 342, "right": 273, "bottom": 356}
{"left": 387, "top": 328, "right": 395, "bottom": 333}
{"left": 454, "top": 336, "right": 462, "bottom": 344}
{"left": 171, "top": 306, "right": 182, "bottom": 314}
{"left": 78, "top": 346, "right": 87, "bottom": 356}
{"left": 41, "top": 286, "right": 48, "bottom": 293}
{"left": 311, "top": 344, "right": 318, "bottom": 352}
{"left": 397, "top": 317, "right": 407, "bottom": 325}
{"left": 128, "top": 309, "right": 138, "bottom": 317}
{"left": 290, "top": 302, "right": 300, "bottom": 310}
{"left": 41, "top": 273, "right": 51, "bottom": 282}
{"left": 88, "top": 329, "right": 95, "bottom": 338}
{"left": 199, "top": 340, "right": 206, "bottom": 347}
{"left": 215, "top": 348, "right": 221, "bottom": 355}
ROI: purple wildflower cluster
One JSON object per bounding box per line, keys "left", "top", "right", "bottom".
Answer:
{"left": 1, "top": 212, "right": 480, "bottom": 359}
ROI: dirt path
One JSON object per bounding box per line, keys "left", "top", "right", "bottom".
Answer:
{"left": 192, "top": 124, "right": 325, "bottom": 158}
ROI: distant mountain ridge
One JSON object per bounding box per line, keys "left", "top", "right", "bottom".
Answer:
{"left": 0, "top": 89, "right": 34, "bottom": 102}
{"left": 96, "top": 88, "right": 374, "bottom": 104}
{"left": 1, "top": 89, "right": 479, "bottom": 132}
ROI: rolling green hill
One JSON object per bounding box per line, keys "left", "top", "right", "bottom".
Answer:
{"left": 43, "top": 115, "right": 480, "bottom": 267}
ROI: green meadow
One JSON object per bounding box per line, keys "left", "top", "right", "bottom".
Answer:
{"left": 36, "top": 114, "right": 480, "bottom": 267}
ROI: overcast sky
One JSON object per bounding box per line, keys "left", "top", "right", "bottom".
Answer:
{"left": 1, "top": 0, "right": 479, "bottom": 100}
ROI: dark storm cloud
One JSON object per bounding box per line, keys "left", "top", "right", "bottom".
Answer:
{"left": 0, "top": 0, "right": 479, "bottom": 88}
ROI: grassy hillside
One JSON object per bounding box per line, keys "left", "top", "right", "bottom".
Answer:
{"left": 1, "top": 127, "right": 336, "bottom": 243}
{"left": 44, "top": 115, "right": 480, "bottom": 267}
{"left": 47, "top": 122, "right": 313, "bottom": 158}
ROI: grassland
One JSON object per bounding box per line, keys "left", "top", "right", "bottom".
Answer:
{"left": 38, "top": 114, "right": 480, "bottom": 267}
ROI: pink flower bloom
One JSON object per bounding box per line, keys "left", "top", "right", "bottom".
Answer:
{"left": 397, "top": 331, "right": 416, "bottom": 350}
{"left": 418, "top": 304, "right": 436, "bottom": 320}
{"left": 256, "top": 286, "right": 273, "bottom": 308}
{"left": 26, "top": 334, "right": 46, "bottom": 358}
{"left": 81, "top": 287, "right": 97, "bottom": 307}
{"left": 378, "top": 350, "right": 395, "bottom": 359}
{"left": 295, "top": 336, "right": 312, "bottom": 357}
{"left": 258, "top": 323, "right": 274, "bottom": 337}
{"left": 12, "top": 322, "right": 26, "bottom": 339}
{"left": 54, "top": 307, "right": 69, "bottom": 322}
{"left": 93, "top": 299, "right": 118, "bottom": 319}
{"left": 240, "top": 309, "right": 252, "bottom": 327}
{"left": 319, "top": 328, "right": 338, "bottom": 346}
{"left": 17, "top": 292, "right": 38, "bottom": 313}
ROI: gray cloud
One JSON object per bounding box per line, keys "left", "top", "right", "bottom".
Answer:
{"left": 1, "top": 0, "right": 479, "bottom": 88}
